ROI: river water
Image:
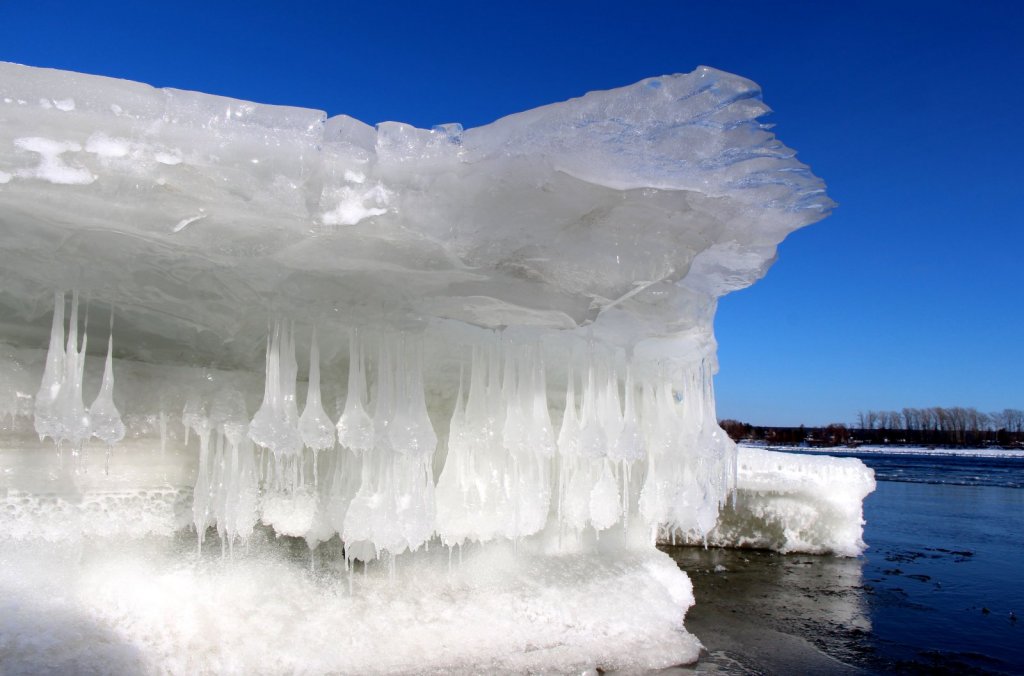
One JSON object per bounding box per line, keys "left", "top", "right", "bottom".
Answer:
{"left": 664, "top": 450, "right": 1024, "bottom": 674}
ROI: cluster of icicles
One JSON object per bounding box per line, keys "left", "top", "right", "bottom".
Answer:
{"left": 31, "top": 295, "right": 738, "bottom": 562}
{"left": 185, "top": 321, "right": 738, "bottom": 561}
{"left": 33, "top": 291, "right": 125, "bottom": 468}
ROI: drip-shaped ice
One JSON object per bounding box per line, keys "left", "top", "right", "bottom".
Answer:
{"left": 387, "top": 341, "right": 437, "bottom": 457}
{"left": 529, "top": 353, "right": 557, "bottom": 458}
{"left": 341, "top": 335, "right": 437, "bottom": 558}
{"left": 208, "top": 388, "right": 258, "bottom": 551}
{"left": 336, "top": 330, "right": 374, "bottom": 453}
{"left": 88, "top": 319, "right": 125, "bottom": 447}
{"left": 39, "top": 290, "right": 92, "bottom": 452}
{"left": 610, "top": 368, "right": 645, "bottom": 464}
{"left": 578, "top": 363, "right": 607, "bottom": 459}
{"left": 298, "top": 328, "right": 336, "bottom": 453}
{"left": 557, "top": 368, "right": 580, "bottom": 458}
{"left": 589, "top": 462, "right": 622, "bottom": 531}
{"left": 32, "top": 291, "right": 64, "bottom": 442}
{"left": 248, "top": 322, "right": 303, "bottom": 458}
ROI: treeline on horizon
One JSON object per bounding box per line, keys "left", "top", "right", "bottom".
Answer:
{"left": 720, "top": 406, "right": 1024, "bottom": 448}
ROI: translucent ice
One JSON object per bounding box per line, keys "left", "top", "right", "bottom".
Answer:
{"left": 88, "top": 320, "right": 125, "bottom": 447}
{"left": 32, "top": 291, "right": 65, "bottom": 442}
{"left": 249, "top": 322, "right": 303, "bottom": 458}
{"left": 298, "top": 329, "right": 335, "bottom": 455}
{"left": 336, "top": 330, "right": 374, "bottom": 454}
{"left": 0, "top": 61, "right": 844, "bottom": 672}
{"left": 0, "top": 61, "right": 831, "bottom": 371}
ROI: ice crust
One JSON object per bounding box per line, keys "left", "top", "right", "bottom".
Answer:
{"left": 0, "top": 62, "right": 843, "bottom": 672}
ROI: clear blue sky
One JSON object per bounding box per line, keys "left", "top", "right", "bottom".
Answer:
{"left": 2, "top": 0, "right": 1021, "bottom": 426}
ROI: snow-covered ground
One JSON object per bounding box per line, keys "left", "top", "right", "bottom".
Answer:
{"left": 740, "top": 441, "right": 1024, "bottom": 459}
{"left": 0, "top": 536, "right": 699, "bottom": 674}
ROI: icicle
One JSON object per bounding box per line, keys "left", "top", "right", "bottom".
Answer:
{"left": 249, "top": 321, "right": 302, "bottom": 459}
{"left": 57, "top": 291, "right": 91, "bottom": 453}
{"left": 191, "top": 408, "right": 212, "bottom": 555}
{"left": 248, "top": 327, "right": 277, "bottom": 450}
{"left": 578, "top": 360, "right": 606, "bottom": 459}
{"left": 337, "top": 329, "right": 374, "bottom": 453}
{"left": 557, "top": 367, "right": 580, "bottom": 458}
{"left": 387, "top": 338, "right": 437, "bottom": 457}
{"left": 88, "top": 310, "right": 125, "bottom": 451}
{"left": 299, "top": 327, "right": 336, "bottom": 455}
{"left": 33, "top": 291, "right": 65, "bottom": 442}
{"left": 527, "top": 346, "right": 556, "bottom": 458}
{"left": 589, "top": 460, "right": 621, "bottom": 531}
{"left": 158, "top": 410, "right": 168, "bottom": 457}
{"left": 372, "top": 338, "right": 394, "bottom": 453}
{"left": 610, "top": 365, "right": 645, "bottom": 464}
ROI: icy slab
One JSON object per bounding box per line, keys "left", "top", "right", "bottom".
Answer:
{"left": 676, "top": 446, "right": 876, "bottom": 556}
{"left": 0, "top": 536, "right": 699, "bottom": 674}
{"left": 0, "top": 61, "right": 830, "bottom": 371}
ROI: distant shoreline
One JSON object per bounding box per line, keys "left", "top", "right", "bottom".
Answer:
{"left": 737, "top": 440, "right": 1024, "bottom": 459}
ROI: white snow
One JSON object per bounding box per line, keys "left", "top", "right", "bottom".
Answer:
{"left": 751, "top": 442, "right": 1024, "bottom": 459}
{"left": 12, "top": 136, "right": 95, "bottom": 184}
{"left": 0, "top": 537, "right": 698, "bottom": 674}
{"left": 84, "top": 132, "right": 131, "bottom": 158}
{"left": 320, "top": 183, "right": 391, "bottom": 226}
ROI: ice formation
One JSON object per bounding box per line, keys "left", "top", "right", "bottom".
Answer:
{"left": 0, "top": 61, "right": 849, "bottom": 672}
{"left": 675, "top": 446, "right": 876, "bottom": 556}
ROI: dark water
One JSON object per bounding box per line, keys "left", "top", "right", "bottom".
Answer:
{"left": 664, "top": 451, "right": 1024, "bottom": 675}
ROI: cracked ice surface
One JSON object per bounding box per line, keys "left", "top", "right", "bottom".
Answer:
{"left": 0, "top": 61, "right": 838, "bottom": 672}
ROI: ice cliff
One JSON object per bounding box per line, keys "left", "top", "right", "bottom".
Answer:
{"left": 0, "top": 62, "right": 857, "bottom": 673}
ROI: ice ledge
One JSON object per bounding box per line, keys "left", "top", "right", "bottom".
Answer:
{"left": 677, "top": 446, "right": 877, "bottom": 556}
{"left": 0, "top": 62, "right": 831, "bottom": 370}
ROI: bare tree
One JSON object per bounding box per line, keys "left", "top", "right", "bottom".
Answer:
{"left": 1004, "top": 408, "right": 1024, "bottom": 434}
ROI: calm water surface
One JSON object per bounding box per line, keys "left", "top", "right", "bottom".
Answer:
{"left": 665, "top": 451, "right": 1024, "bottom": 674}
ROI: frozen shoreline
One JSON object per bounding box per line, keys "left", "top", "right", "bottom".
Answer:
{"left": 740, "top": 441, "right": 1024, "bottom": 459}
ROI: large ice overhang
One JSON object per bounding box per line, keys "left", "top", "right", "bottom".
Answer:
{"left": 0, "top": 62, "right": 850, "bottom": 674}
{"left": 0, "top": 61, "right": 831, "bottom": 370}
